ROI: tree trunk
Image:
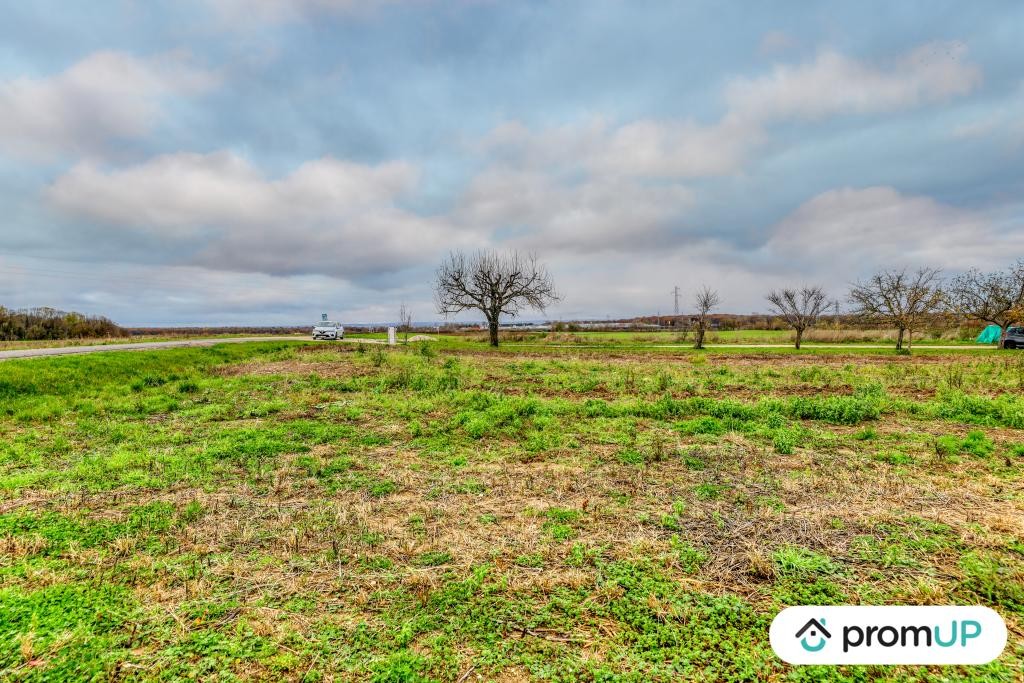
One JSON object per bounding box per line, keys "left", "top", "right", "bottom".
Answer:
{"left": 1000, "top": 324, "right": 1009, "bottom": 349}
{"left": 694, "top": 325, "right": 706, "bottom": 350}
{"left": 896, "top": 327, "right": 905, "bottom": 350}
{"left": 488, "top": 319, "right": 499, "bottom": 347}
{"left": 906, "top": 328, "right": 913, "bottom": 351}
{"left": 794, "top": 327, "right": 803, "bottom": 349}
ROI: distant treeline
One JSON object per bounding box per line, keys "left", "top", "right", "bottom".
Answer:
{"left": 0, "top": 307, "right": 127, "bottom": 341}
{"left": 127, "top": 326, "right": 309, "bottom": 336}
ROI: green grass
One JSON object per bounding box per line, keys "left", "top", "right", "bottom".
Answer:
{"left": 0, "top": 340, "right": 1020, "bottom": 680}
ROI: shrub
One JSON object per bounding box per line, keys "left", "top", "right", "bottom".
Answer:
{"left": 961, "top": 430, "right": 995, "bottom": 457}
{"left": 772, "top": 428, "right": 800, "bottom": 454}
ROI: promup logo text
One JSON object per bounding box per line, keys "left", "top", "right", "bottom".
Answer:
{"left": 771, "top": 606, "right": 1007, "bottom": 665}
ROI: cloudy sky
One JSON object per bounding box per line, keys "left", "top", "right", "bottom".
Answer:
{"left": 2, "top": 1, "right": 1023, "bottom": 325}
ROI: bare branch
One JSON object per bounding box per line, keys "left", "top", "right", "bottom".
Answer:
{"left": 398, "top": 302, "right": 413, "bottom": 343}
{"left": 848, "top": 267, "right": 943, "bottom": 350}
{"left": 692, "top": 285, "right": 720, "bottom": 350}
{"left": 434, "top": 249, "right": 559, "bottom": 346}
{"left": 947, "top": 259, "right": 1024, "bottom": 347}
{"left": 766, "top": 285, "right": 829, "bottom": 349}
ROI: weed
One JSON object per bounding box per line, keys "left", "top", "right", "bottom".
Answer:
{"left": 670, "top": 536, "right": 709, "bottom": 574}
{"left": 772, "top": 427, "right": 800, "bottom": 454}
{"left": 854, "top": 426, "right": 878, "bottom": 440}
{"left": 616, "top": 448, "right": 645, "bottom": 465}
{"left": 874, "top": 451, "right": 915, "bottom": 465}
{"left": 936, "top": 430, "right": 996, "bottom": 459}
{"left": 959, "top": 552, "right": 1024, "bottom": 613}
{"left": 514, "top": 553, "right": 545, "bottom": 568}
{"left": 413, "top": 551, "right": 452, "bottom": 567}
{"left": 694, "top": 483, "right": 728, "bottom": 500}
{"left": 773, "top": 546, "right": 841, "bottom": 576}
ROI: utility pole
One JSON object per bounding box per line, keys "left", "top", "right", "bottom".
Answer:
{"left": 673, "top": 286, "right": 680, "bottom": 317}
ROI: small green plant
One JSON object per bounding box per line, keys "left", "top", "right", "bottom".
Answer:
{"left": 413, "top": 550, "right": 451, "bottom": 567}
{"left": 616, "top": 448, "right": 645, "bottom": 465}
{"left": 943, "top": 365, "right": 966, "bottom": 391}
{"left": 935, "top": 434, "right": 961, "bottom": 458}
{"left": 773, "top": 545, "right": 840, "bottom": 576}
{"left": 177, "top": 379, "right": 200, "bottom": 394}
{"left": 694, "top": 483, "right": 728, "bottom": 500}
{"left": 367, "top": 479, "right": 397, "bottom": 497}
{"left": 545, "top": 507, "right": 582, "bottom": 523}
{"left": 655, "top": 370, "right": 672, "bottom": 392}
{"left": 961, "top": 430, "right": 995, "bottom": 457}
{"left": 874, "top": 451, "right": 914, "bottom": 465}
{"left": 959, "top": 552, "right": 1024, "bottom": 611}
{"left": 772, "top": 428, "right": 799, "bottom": 454}
{"left": 542, "top": 508, "right": 581, "bottom": 541}
{"left": 670, "top": 536, "right": 708, "bottom": 574}
{"left": 678, "top": 416, "right": 725, "bottom": 436}
{"left": 514, "top": 553, "right": 545, "bottom": 568}
{"left": 935, "top": 431, "right": 995, "bottom": 458}
{"left": 177, "top": 499, "right": 205, "bottom": 525}
{"left": 854, "top": 426, "right": 877, "bottom": 441}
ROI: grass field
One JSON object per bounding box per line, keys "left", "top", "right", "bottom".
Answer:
{"left": 0, "top": 335, "right": 306, "bottom": 352}
{"left": 0, "top": 340, "right": 1022, "bottom": 681}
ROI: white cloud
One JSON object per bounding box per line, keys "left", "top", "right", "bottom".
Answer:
{"left": 763, "top": 186, "right": 1022, "bottom": 274}
{"left": 479, "top": 43, "right": 980, "bottom": 184}
{"left": 0, "top": 51, "right": 219, "bottom": 162}
{"left": 47, "top": 151, "right": 466, "bottom": 280}
{"left": 588, "top": 115, "right": 761, "bottom": 177}
{"left": 453, "top": 167, "right": 694, "bottom": 253}
{"left": 483, "top": 115, "right": 760, "bottom": 179}
{"left": 727, "top": 42, "right": 981, "bottom": 122}
{"left": 205, "top": 0, "right": 405, "bottom": 24}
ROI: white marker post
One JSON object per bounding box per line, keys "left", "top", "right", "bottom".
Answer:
{"left": 387, "top": 327, "right": 397, "bottom": 346}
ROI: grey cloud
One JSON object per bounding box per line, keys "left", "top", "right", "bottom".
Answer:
{"left": 0, "top": 51, "right": 219, "bottom": 162}
{"left": 762, "top": 186, "right": 1021, "bottom": 275}
{"left": 47, "top": 151, "right": 470, "bottom": 281}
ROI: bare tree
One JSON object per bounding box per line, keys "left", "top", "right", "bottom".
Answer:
{"left": 434, "top": 249, "right": 559, "bottom": 347}
{"left": 848, "top": 268, "right": 943, "bottom": 351}
{"left": 398, "top": 302, "right": 413, "bottom": 343}
{"left": 692, "top": 286, "right": 720, "bottom": 350}
{"left": 766, "top": 286, "right": 829, "bottom": 349}
{"left": 947, "top": 260, "right": 1024, "bottom": 348}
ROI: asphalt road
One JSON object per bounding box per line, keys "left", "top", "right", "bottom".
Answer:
{"left": 0, "top": 336, "right": 311, "bottom": 361}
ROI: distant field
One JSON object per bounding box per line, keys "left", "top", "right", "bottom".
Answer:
{"left": 0, "top": 327, "right": 985, "bottom": 353}
{"left": 500, "top": 329, "right": 978, "bottom": 346}
{"left": 0, "top": 341, "right": 1021, "bottom": 680}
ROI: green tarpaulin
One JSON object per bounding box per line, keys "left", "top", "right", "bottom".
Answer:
{"left": 977, "top": 325, "right": 1002, "bottom": 343}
